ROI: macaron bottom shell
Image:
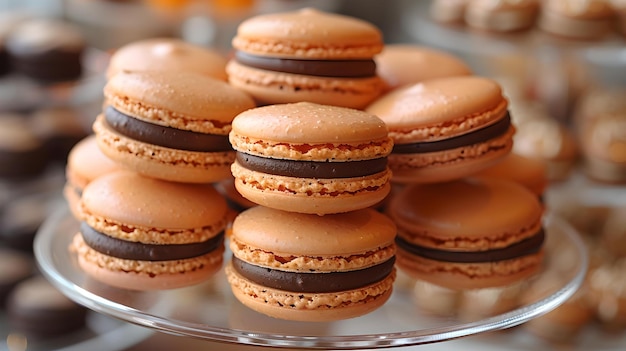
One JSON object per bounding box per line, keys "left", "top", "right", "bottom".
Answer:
{"left": 396, "top": 248, "right": 544, "bottom": 290}
{"left": 72, "top": 234, "right": 225, "bottom": 291}
{"left": 232, "top": 172, "right": 392, "bottom": 215}
{"left": 94, "top": 115, "right": 234, "bottom": 183}
{"left": 389, "top": 129, "right": 514, "bottom": 183}
{"left": 225, "top": 261, "right": 395, "bottom": 322}
{"left": 227, "top": 61, "right": 383, "bottom": 109}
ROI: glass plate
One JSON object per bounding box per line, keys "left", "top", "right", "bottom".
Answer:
{"left": 34, "top": 207, "right": 587, "bottom": 350}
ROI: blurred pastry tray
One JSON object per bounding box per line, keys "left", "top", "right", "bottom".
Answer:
{"left": 34, "top": 205, "right": 587, "bottom": 350}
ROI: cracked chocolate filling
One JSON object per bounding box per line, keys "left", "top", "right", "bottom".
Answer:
{"left": 231, "top": 255, "right": 395, "bottom": 293}
{"left": 80, "top": 222, "right": 224, "bottom": 261}
{"left": 234, "top": 51, "right": 377, "bottom": 78}
{"left": 236, "top": 152, "right": 387, "bottom": 178}
{"left": 396, "top": 228, "right": 544, "bottom": 263}
{"left": 392, "top": 112, "right": 511, "bottom": 154}
{"left": 104, "top": 106, "right": 232, "bottom": 152}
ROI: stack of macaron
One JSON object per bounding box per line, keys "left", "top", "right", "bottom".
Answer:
{"left": 220, "top": 8, "right": 400, "bottom": 322}
{"left": 225, "top": 102, "right": 398, "bottom": 321}
{"left": 68, "top": 38, "right": 257, "bottom": 291}
{"left": 364, "top": 72, "right": 546, "bottom": 315}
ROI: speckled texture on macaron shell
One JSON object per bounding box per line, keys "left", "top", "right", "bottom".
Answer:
{"left": 106, "top": 38, "right": 228, "bottom": 80}
{"left": 366, "top": 76, "right": 514, "bottom": 183}
{"left": 71, "top": 171, "right": 228, "bottom": 290}
{"left": 225, "top": 206, "right": 397, "bottom": 321}
{"left": 227, "top": 8, "right": 384, "bottom": 109}
{"left": 229, "top": 102, "right": 393, "bottom": 214}
{"left": 389, "top": 177, "right": 544, "bottom": 290}
{"left": 96, "top": 70, "right": 255, "bottom": 183}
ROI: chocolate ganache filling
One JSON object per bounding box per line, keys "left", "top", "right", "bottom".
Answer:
{"left": 393, "top": 112, "right": 511, "bottom": 154}
{"left": 234, "top": 51, "right": 377, "bottom": 78}
{"left": 231, "top": 255, "right": 395, "bottom": 293}
{"left": 396, "top": 228, "right": 544, "bottom": 263}
{"left": 236, "top": 152, "right": 387, "bottom": 178}
{"left": 80, "top": 222, "right": 224, "bottom": 261}
{"left": 104, "top": 106, "right": 232, "bottom": 152}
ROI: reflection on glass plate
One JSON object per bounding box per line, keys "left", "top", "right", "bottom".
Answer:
{"left": 34, "top": 206, "right": 587, "bottom": 350}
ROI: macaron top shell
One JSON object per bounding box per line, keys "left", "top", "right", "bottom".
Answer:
{"left": 232, "top": 8, "right": 383, "bottom": 59}
{"left": 468, "top": 0, "right": 539, "bottom": 11}
{"left": 104, "top": 70, "right": 256, "bottom": 134}
{"left": 366, "top": 76, "right": 507, "bottom": 143}
{"left": 106, "top": 38, "right": 228, "bottom": 80}
{"left": 67, "top": 135, "right": 121, "bottom": 187}
{"left": 81, "top": 170, "right": 228, "bottom": 230}
{"left": 474, "top": 153, "right": 547, "bottom": 196}
{"left": 543, "top": 0, "right": 615, "bottom": 18}
{"left": 230, "top": 102, "right": 393, "bottom": 161}
{"left": 389, "top": 177, "right": 542, "bottom": 251}
{"left": 232, "top": 206, "right": 396, "bottom": 257}
{"left": 375, "top": 44, "right": 471, "bottom": 91}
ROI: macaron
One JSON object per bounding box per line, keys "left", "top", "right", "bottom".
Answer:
{"left": 225, "top": 206, "right": 397, "bottom": 321}
{"left": 0, "top": 248, "right": 34, "bottom": 307}
{"left": 388, "top": 177, "right": 545, "bottom": 290}
{"left": 474, "top": 152, "right": 548, "bottom": 199}
{"left": 229, "top": 102, "right": 393, "bottom": 215}
{"left": 464, "top": 0, "right": 540, "bottom": 32}
{"left": 70, "top": 170, "right": 228, "bottom": 290}
{"left": 538, "top": 0, "right": 616, "bottom": 40}
{"left": 430, "top": 0, "right": 469, "bottom": 24}
{"left": 106, "top": 38, "right": 228, "bottom": 80}
{"left": 579, "top": 112, "right": 626, "bottom": 183}
{"left": 0, "top": 115, "right": 49, "bottom": 180}
{"left": 94, "top": 70, "right": 256, "bottom": 183}
{"left": 226, "top": 8, "right": 384, "bottom": 109}
{"left": 7, "top": 275, "right": 88, "bottom": 339}
{"left": 29, "top": 106, "right": 89, "bottom": 162}
{"left": 64, "top": 134, "right": 122, "bottom": 219}
{"left": 513, "top": 116, "right": 578, "bottom": 182}
{"left": 6, "top": 18, "right": 85, "bottom": 83}
{"left": 374, "top": 44, "right": 472, "bottom": 92}
{"left": 366, "top": 76, "right": 514, "bottom": 184}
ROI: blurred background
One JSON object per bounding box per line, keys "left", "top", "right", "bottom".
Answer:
{"left": 0, "top": 0, "right": 625, "bottom": 350}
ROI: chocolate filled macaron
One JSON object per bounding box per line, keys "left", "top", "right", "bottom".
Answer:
{"left": 7, "top": 275, "right": 88, "bottom": 339}
{"left": 474, "top": 152, "right": 548, "bottom": 200}
{"left": 94, "top": 70, "right": 255, "bottom": 183}
{"left": 229, "top": 102, "right": 393, "bottom": 215}
{"left": 64, "top": 135, "right": 122, "bottom": 219}
{"left": 538, "top": 0, "right": 616, "bottom": 40}
{"left": 226, "top": 206, "right": 396, "bottom": 321}
{"left": 6, "top": 18, "right": 85, "bottom": 83}
{"left": 227, "top": 8, "right": 384, "bottom": 109}
{"left": 106, "top": 38, "right": 228, "bottom": 80}
{"left": 464, "top": 0, "right": 540, "bottom": 32}
{"left": 70, "top": 170, "right": 228, "bottom": 290}
{"left": 366, "top": 76, "right": 514, "bottom": 184}
{"left": 0, "top": 115, "right": 49, "bottom": 180}
{"left": 388, "top": 177, "right": 545, "bottom": 290}
{"left": 374, "top": 44, "right": 471, "bottom": 93}
{"left": 30, "top": 107, "right": 89, "bottom": 162}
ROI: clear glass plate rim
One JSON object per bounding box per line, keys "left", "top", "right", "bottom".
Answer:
{"left": 34, "top": 207, "right": 588, "bottom": 350}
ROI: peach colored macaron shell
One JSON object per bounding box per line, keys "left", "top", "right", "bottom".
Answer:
{"left": 64, "top": 135, "right": 122, "bottom": 219}
{"left": 388, "top": 177, "right": 545, "bottom": 290}
{"left": 94, "top": 70, "right": 255, "bottom": 183}
{"left": 70, "top": 171, "right": 228, "bottom": 291}
{"left": 106, "top": 38, "right": 228, "bottom": 80}
{"left": 226, "top": 8, "right": 384, "bottom": 109}
{"left": 225, "top": 206, "right": 396, "bottom": 321}
{"left": 366, "top": 76, "right": 514, "bottom": 184}
{"left": 474, "top": 152, "right": 548, "bottom": 198}
{"left": 464, "top": 0, "right": 540, "bottom": 32}
{"left": 375, "top": 44, "right": 471, "bottom": 92}
{"left": 229, "top": 102, "right": 393, "bottom": 215}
